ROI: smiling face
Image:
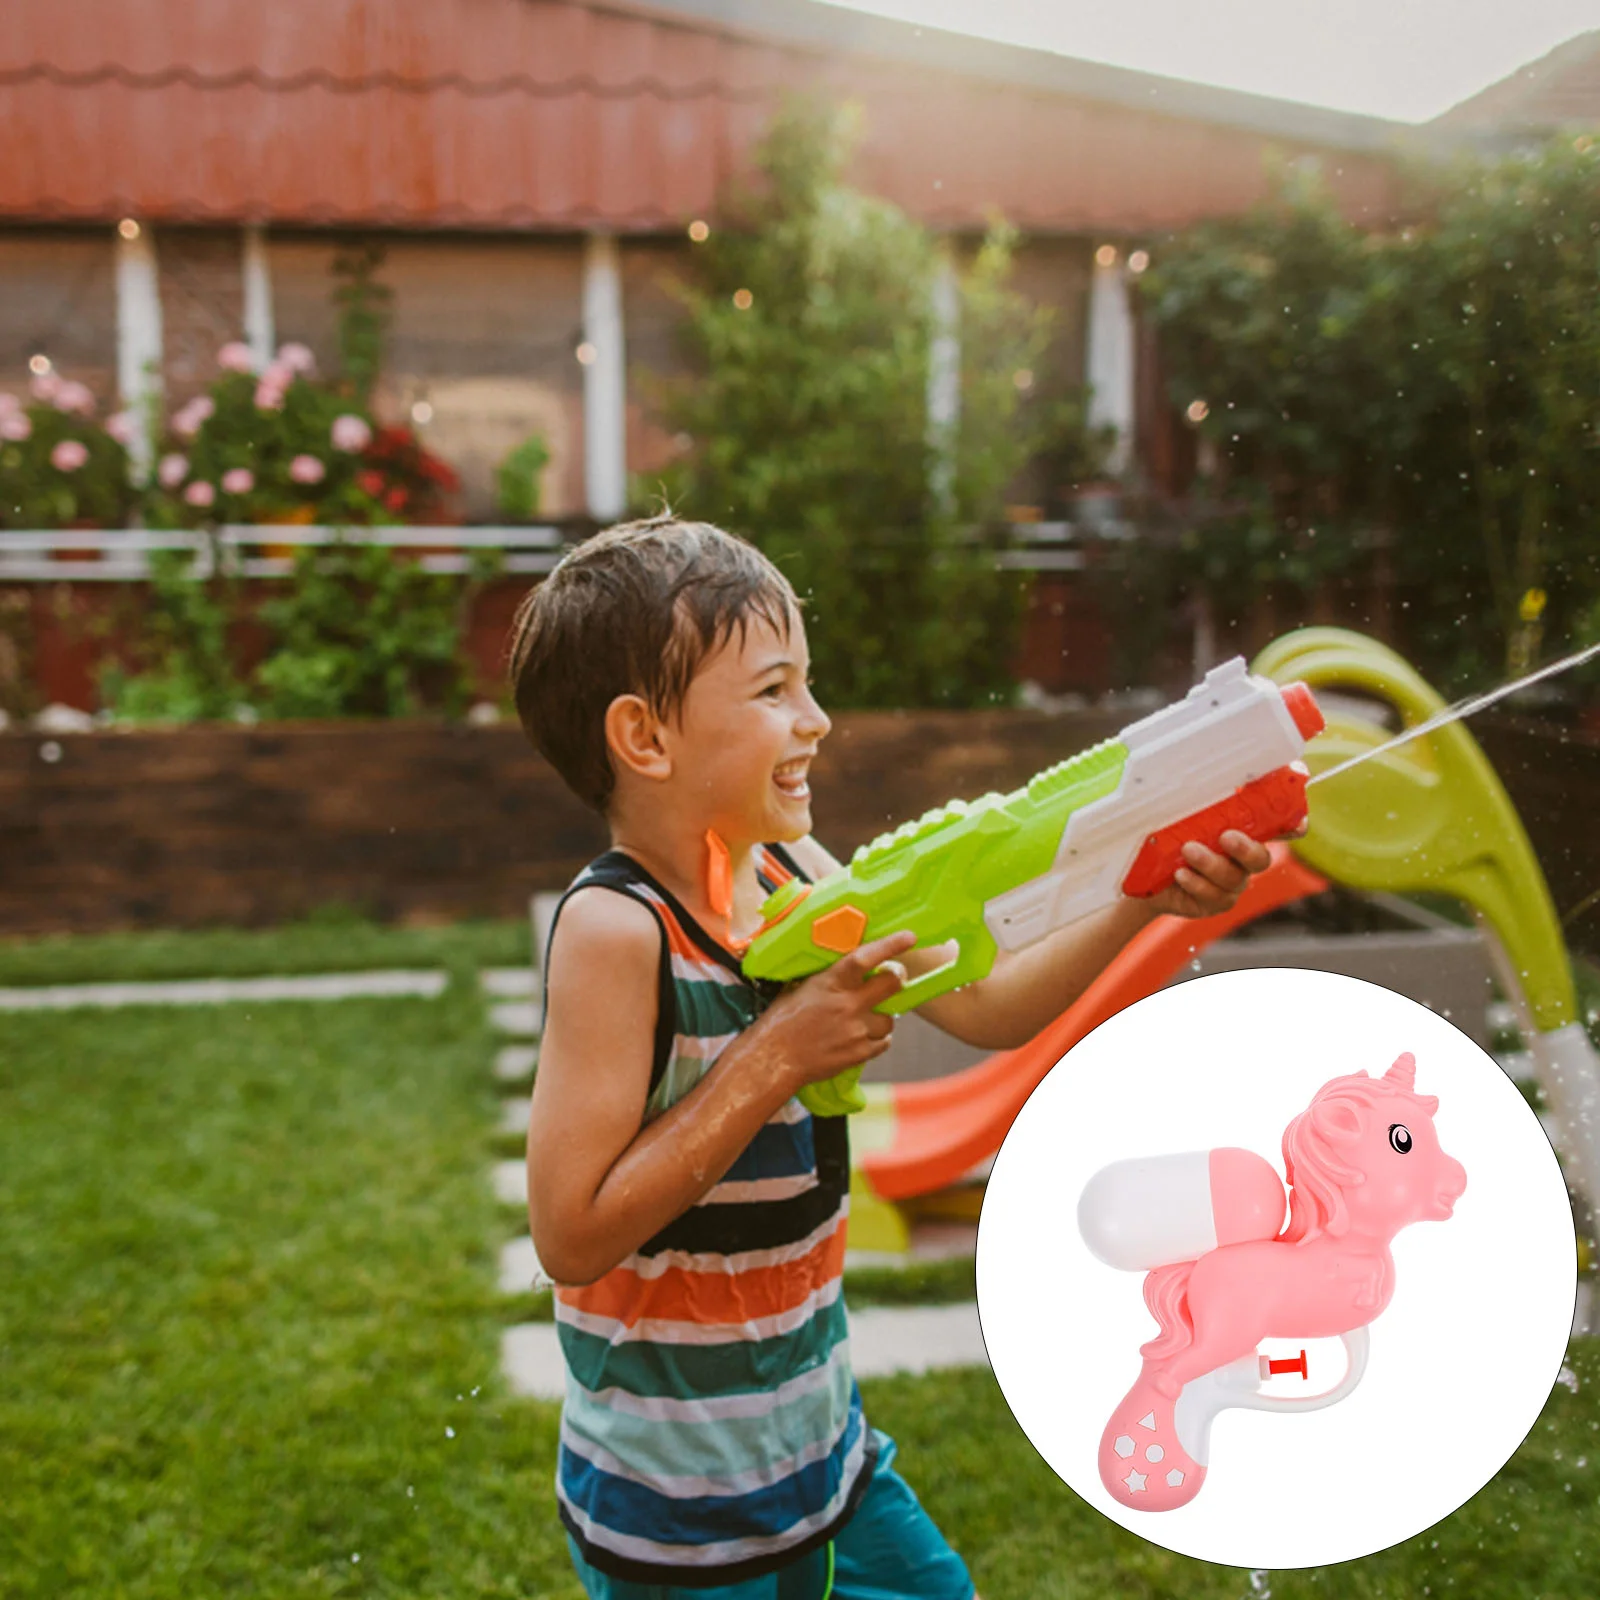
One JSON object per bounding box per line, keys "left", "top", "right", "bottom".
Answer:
{"left": 667, "top": 605, "right": 831, "bottom": 847}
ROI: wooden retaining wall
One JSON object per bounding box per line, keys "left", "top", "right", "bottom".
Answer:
{"left": 2, "top": 710, "right": 1594, "bottom": 944}
{"left": 0, "top": 709, "right": 1122, "bottom": 936}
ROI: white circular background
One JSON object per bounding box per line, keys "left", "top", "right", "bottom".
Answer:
{"left": 975, "top": 967, "right": 1576, "bottom": 1569}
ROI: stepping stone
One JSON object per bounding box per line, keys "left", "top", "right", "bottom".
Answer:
{"left": 493, "top": 1160, "right": 527, "bottom": 1207}
{"left": 494, "top": 1045, "right": 538, "bottom": 1083}
{"left": 499, "top": 1098, "right": 530, "bottom": 1137}
{"left": 481, "top": 968, "right": 536, "bottom": 998}
{"left": 847, "top": 1303, "right": 988, "bottom": 1379}
{"left": 489, "top": 1001, "right": 542, "bottom": 1037}
{"left": 499, "top": 1235, "right": 546, "bottom": 1296}
{"left": 0, "top": 969, "right": 449, "bottom": 1011}
{"left": 502, "top": 1322, "right": 566, "bottom": 1400}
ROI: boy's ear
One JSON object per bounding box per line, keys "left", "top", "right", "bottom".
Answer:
{"left": 604, "top": 693, "right": 673, "bottom": 783}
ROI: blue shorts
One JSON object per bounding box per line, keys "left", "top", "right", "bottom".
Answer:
{"left": 566, "top": 1429, "right": 974, "bottom": 1600}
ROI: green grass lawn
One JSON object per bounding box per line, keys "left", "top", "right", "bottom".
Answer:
{"left": 1, "top": 920, "right": 1595, "bottom": 1598}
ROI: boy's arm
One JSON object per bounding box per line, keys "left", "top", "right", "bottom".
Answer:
{"left": 528, "top": 885, "right": 915, "bottom": 1285}
{"left": 786, "top": 831, "right": 1271, "bottom": 1053}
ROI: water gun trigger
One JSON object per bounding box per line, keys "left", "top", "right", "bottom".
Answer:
{"left": 1120, "top": 764, "right": 1310, "bottom": 899}
{"left": 1234, "top": 1328, "right": 1371, "bottom": 1413}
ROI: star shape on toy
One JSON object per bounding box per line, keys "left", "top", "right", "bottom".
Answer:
{"left": 1123, "top": 1469, "right": 1147, "bottom": 1493}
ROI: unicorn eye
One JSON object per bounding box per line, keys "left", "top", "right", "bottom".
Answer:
{"left": 1388, "top": 1123, "right": 1413, "bottom": 1154}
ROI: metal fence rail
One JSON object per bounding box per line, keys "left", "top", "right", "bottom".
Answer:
{"left": 0, "top": 525, "right": 570, "bottom": 581}
{"left": 0, "top": 520, "right": 1110, "bottom": 580}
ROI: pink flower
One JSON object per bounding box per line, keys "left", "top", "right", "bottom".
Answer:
{"left": 173, "top": 395, "right": 215, "bottom": 438}
{"left": 221, "top": 467, "right": 255, "bottom": 495}
{"left": 158, "top": 452, "right": 188, "bottom": 488}
{"left": 330, "top": 414, "right": 372, "bottom": 452}
{"left": 30, "top": 371, "right": 61, "bottom": 403}
{"left": 184, "top": 480, "right": 216, "bottom": 508}
{"left": 288, "top": 453, "right": 327, "bottom": 485}
{"left": 0, "top": 413, "right": 31, "bottom": 442}
{"left": 106, "top": 411, "right": 136, "bottom": 446}
{"left": 217, "top": 341, "right": 255, "bottom": 373}
{"left": 276, "top": 342, "right": 315, "bottom": 374}
{"left": 51, "top": 439, "right": 89, "bottom": 472}
{"left": 54, "top": 380, "right": 95, "bottom": 416}
{"left": 254, "top": 381, "right": 286, "bottom": 412}
{"left": 0, "top": 392, "right": 20, "bottom": 416}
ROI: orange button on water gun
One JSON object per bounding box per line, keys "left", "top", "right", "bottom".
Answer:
{"left": 811, "top": 904, "right": 868, "bottom": 954}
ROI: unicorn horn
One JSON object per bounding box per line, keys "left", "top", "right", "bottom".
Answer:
{"left": 1385, "top": 1052, "right": 1416, "bottom": 1089}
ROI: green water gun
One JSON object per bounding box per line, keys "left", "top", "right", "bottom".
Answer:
{"left": 744, "top": 659, "right": 1324, "bottom": 1115}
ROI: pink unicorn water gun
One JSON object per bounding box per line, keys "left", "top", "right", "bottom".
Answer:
{"left": 1078, "top": 1053, "right": 1466, "bottom": 1511}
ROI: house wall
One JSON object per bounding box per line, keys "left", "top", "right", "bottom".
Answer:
{"left": 157, "top": 228, "right": 246, "bottom": 411}
{"left": 0, "top": 228, "right": 118, "bottom": 406}
{"left": 621, "top": 236, "right": 697, "bottom": 489}
{"left": 270, "top": 232, "right": 591, "bottom": 518}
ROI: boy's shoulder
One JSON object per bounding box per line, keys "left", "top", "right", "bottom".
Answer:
{"left": 547, "top": 880, "right": 660, "bottom": 988}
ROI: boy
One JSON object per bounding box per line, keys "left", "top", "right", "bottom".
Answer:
{"left": 509, "top": 517, "right": 1276, "bottom": 1598}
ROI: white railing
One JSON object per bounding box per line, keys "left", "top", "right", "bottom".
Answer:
{"left": 0, "top": 518, "right": 1121, "bottom": 580}
{"left": 0, "top": 525, "right": 569, "bottom": 581}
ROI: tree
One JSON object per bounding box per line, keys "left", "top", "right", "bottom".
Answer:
{"left": 659, "top": 99, "right": 1080, "bottom": 709}
{"left": 1139, "top": 139, "right": 1600, "bottom": 688}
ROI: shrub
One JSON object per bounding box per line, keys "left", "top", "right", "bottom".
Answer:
{"left": 0, "top": 371, "right": 134, "bottom": 529}
{"left": 660, "top": 99, "right": 1098, "bottom": 710}
{"left": 141, "top": 343, "right": 382, "bottom": 529}
{"left": 1139, "top": 139, "right": 1600, "bottom": 687}
{"left": 99, "top": 546, "right": 247, "bottom": 723}
{"left": 252, "top": 541, "right": 468, "bottom": 718}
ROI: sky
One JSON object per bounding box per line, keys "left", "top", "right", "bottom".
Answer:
{"left": 819, "top": 0, "right": 1600, "bottom": 124}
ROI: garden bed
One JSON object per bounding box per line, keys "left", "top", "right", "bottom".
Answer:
{"left": 3, "top": 708, "right": 1596, "bottom": 943}
{"left": 0, "top": 709, "right": 1125, "bottom": 937}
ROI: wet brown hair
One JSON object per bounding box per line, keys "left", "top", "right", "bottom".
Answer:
{"left": 506, "top": 516, "right": 800, "bottom": 814}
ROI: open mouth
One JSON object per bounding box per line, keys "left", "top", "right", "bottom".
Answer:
{"left": 772, "top": 758, "right": 811, "bottom": 800}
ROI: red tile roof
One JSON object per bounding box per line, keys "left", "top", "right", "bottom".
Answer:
{"left": 1433, "top": 29, "right": 1600, "bottom": 133}
{"left": 1, "top": 0, "right": 1409, "bottom": 230}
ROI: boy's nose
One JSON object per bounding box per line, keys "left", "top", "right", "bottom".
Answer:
{"left": 799, "top": 693, "right": 831, "bottom": 738}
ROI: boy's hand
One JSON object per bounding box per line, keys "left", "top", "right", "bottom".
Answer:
{"left": 756, "top": 929, "right": 919, "bottom": 1089}
{"left": 1143, "top": 828, "right": 1288, "bottom": 919}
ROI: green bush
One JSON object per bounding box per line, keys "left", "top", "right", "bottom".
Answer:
{"left": 100, "top": 545, "right": 247, "bottom": 722}
{"left": 496, "top": 435, "right": 551, "bottom": 521}
{"left": 660, "top": 99, "right": 1102, "bottom": 709}
{"left": 253, "top": 541, "right": 468, "bottom": 719}
{"left": 1139, "top": 139, "right": 1600, "bottom": 689}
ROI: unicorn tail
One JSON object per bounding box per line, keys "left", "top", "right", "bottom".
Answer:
{"left": 1139, "top": 1259, "right": 1195, "bottom": 1361}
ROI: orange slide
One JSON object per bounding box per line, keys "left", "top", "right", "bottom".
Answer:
{"left": 858, "top": 846, "right": 1329, "bottom": 1202}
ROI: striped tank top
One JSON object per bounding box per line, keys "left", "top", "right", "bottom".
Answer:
{"left": 545, "top": 844, "right": 875, "bottom": 1587}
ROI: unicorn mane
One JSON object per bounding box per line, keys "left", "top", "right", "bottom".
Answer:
{"left": 1279, "top": 1053, "right": 1440, "bottom": 1243}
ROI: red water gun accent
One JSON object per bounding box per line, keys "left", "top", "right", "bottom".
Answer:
{"left": 1121, "top": 765, "right": 1312, "bottom": 899}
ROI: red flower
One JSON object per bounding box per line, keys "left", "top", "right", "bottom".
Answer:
{"left": 357, "top": 469, "right": 385, "bottom": 496}
{"left": 385, "top": 486, "right": 409, "bottom": 511}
